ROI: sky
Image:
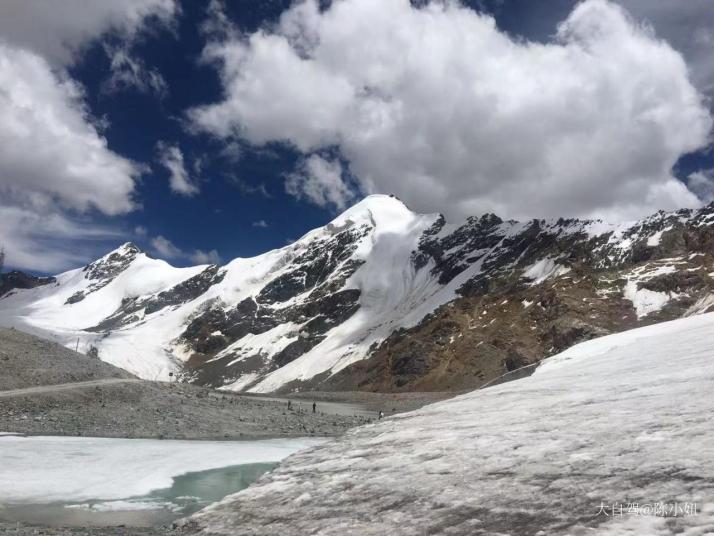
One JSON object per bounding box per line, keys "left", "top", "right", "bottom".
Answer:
{"left": 0, "top": 0, "right": 713, "bottom": 274}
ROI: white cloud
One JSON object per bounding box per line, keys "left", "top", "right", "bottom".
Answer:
{"left": 618, "top": 0, "right": 714, "bottom": 96}
{"left": 190, "top": 249, "right": 221, "bottom": 265}
{"left": 688, "top": 170, "right": 714, "bottom": 203}
{"left": 0, "top": 0, "right": 176, "bottom": 67}
{"left": 101, "top": 43, "right": 168, "bottom": 97}
{"left": 149, "top": 235, "right": 221, "bottom": 265}
{"left": 134, "top": 225, "right": 148, "bottom": 237}
{"left": 150, "top": 235, "right": 183, "bottom": 258}
{"left": 0, "top": 205, "right": 122, "bottom": 273}
{"left": 285, "top": 155, "right": 356, "bottom": 210}
{"left": 219, "top": 141, "right": 243, "bottom": 163}
{"left": 201, "top": 0, "right": 235, "bottom": 40}
{"left": 156, "top": 142, "right": 200, "bottom": 196}
{"left": 0, "top": 44, "right": 145, "bottom": 273}
{"left": 252, "top": 219, "right": 269, "bottom": 228}
{"left": 192, "top": 0, "right": 712, "bottom": 222}
{"left": 0, "top": 44, "right": 142, "bottom": 215}
{"left": 0, "top": 2, "right": 177, "bottom": 273}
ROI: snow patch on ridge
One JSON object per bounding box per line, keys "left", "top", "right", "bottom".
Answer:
{"left": 623, "top": 281, "right": 676, "bottom": 318}
{"left": 522, "top": 257, "right": 571, "bottom": 285}
{"left": 621, "top": 263, "right": 680, "bottom": 319}
{"left": 646, "top": 225, "right": 672, "bottom": 247}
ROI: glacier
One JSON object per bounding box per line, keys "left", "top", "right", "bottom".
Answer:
{"left": 183, "top": 312, "right": 714, "bottom": 535}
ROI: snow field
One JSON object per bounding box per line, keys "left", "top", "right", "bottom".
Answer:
{"left": 189, "top": 313, "right": 714, "bottom": 535}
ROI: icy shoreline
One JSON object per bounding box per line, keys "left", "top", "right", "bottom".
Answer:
{"left": 0, "top": 436, "right": 327, "bottom": 504}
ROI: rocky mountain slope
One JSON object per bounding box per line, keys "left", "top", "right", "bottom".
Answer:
{"left": 0, "top": 328, "right": 366, "bottom": 440}
{"left": 0, "top": 270, "right": 55, "bottom": 298}
{"left": 0, "top": 195, "right": 712, "bottom": 393}
{"left": 0, "top": 327, "right": 133, "bottom": 391}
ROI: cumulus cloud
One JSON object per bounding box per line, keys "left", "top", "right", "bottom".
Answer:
{"left": 192, "top": 0, "right": 712, "bottom": 221}
{"left": 688, "top": 169, "right": 714, "bottom": 203}
{"left": 0, "top": 45, "right": 141, "bottom": 215}
{"left": 252, "top": 219, "right": 269, "bottom": 228}
{"left": 618, "top": 0, "right": 714, "bottom": 96}
{"left": 0, "top": 0, "right": 176, "bottom": 67}
{"left": 285, "top": 155, "right": 356, "bottom": 211}
{"left": 156, "top": 142, "right": 200, "bottom": 196}
{"left": 190, "top": 249, "right": 221, "bottom": 265}
{"left": 0, "top": 44, "right": 146, "bottom": 272}
{"left": 150, "top": 235, "right": 183, "bottom": 258}
{"left": 0, "top": 1, "right": 177, "bottom": 272}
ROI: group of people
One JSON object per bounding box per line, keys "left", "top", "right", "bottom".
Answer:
{"left": 286, "top": 399, "right": 384, "bottom": 419}
{"left": 286, "top": 400, "right": 319, "bottom": 413}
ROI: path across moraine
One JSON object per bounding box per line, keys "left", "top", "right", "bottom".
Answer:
{"left": 239, "top": 395, "right": 376, "bottom": 418}
{"left": 0, "top": 378, "right": 142, "bottom": 398}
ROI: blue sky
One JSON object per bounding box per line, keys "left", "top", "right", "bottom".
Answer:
{"left": 68, "top": 0, "right": 335, "bottom": 265}
{"left": 1, "top": 0, "right": 713, "bottom": 273}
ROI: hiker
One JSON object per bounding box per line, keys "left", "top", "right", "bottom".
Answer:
{"left": 378, "top": 410, "right": 384, "bottom": 420}
{"left": 312, "top": 401, "right": 316, "bottom": 413}
{"left": 287, "top": 400, "right": 292, "bottom": 410}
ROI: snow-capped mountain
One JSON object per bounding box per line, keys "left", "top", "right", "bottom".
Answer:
{"left": 183, "top": 312, "right": 714, "bottom": 536}
{"left": 0, "top": 194, "right": 713, "bottom": 393}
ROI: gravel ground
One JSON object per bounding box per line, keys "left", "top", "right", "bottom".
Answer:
{"left": 0, "top": 328, "right": 133, "bottom": 391}
{"left": 0, "top": 328, "right": 455, "bottom": 535}
{"left": 0, "top": 382, "right": 374, "bottom": 440}
{"left": 0, "top": 327, "right": 387, "bottom": 440}
{"left": 0, "top": 524, "right": 170, "bottom": 535}
{"left": 286, "top": 390, "right": 459, "bottom": 415}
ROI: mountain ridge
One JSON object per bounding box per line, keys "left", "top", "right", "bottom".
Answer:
{"left": 1, "top": 194, "right": 712, "bottom": 393}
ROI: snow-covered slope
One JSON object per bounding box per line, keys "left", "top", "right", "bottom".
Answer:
{"left": 0, "top": 243, "right": 207, "bottom": 378}
{"left": 184, "top": 312, "right": 714, "bottom": 536}
{"left": 0, "top": 196, "right": 449, "bottom": 386}
{"left": 0, "top": 195, "right": 713, "bottom": 392}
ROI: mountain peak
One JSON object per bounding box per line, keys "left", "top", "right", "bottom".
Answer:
{"left": 115, "top": 242, "right": 141, "bottom": 255}
{"left": 341, "top": 194, "right": 411, "bottom": 214}
{"left": 330, "top": 194, "right": 426, "bottom": 233}
{"left": 83, "top": 242, "right": 142, "bottom": 281}
{"left": 92, "top": 242, "right": 142, "bottom": 262}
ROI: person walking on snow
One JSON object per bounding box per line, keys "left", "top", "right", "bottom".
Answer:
{"left": 312, "top": 401, "right": 317, "bottom": 413}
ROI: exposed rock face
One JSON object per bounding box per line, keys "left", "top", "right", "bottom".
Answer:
{"left": 323, "top": 205, "right": 714, "bottom": 392}
{"left": 177, "top": 259, "right": 364, "bottom": 389}
{"left": 0, "top": 271, "right": 55, "bottom": 298}
{"left": 87, "top": 265, "right": 227, "bottom": 332}
{"left": 64, "top": 243, "right": 141, "bottom": 305}
{"left": 0, "top": 196, "right": 712, "bottom": 393}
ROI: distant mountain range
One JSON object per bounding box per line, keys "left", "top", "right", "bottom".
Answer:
{"left": 1, "top": 194, "right": 712, "bottom": 393}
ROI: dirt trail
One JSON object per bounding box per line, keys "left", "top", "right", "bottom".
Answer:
{"left": 0, "top": 378, "right": 142, "bottom": 398}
